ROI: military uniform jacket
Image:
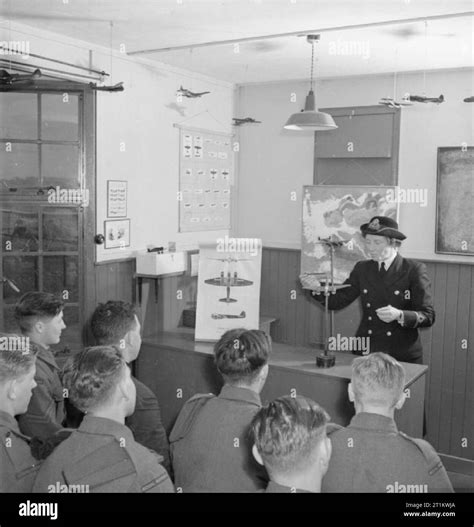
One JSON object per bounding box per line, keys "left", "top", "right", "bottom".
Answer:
{"left": 17, "top": 345, "right": 65, "bottom": 439}
{"left": 322, "top": 412, "right": 453, "bottom": 493}
{"left": 0, "top": 410, "right": 40, "bottom": 492}
{"left": 170, "top": 385, "right": 268, "bottom": 492}
{"left": 311, "top": 254, "right": 435, "bottom": 362}
{"left": 63, "top": 375, "right": 171, "bottom": 475}
{"left": 32, "top": 415, "right": 174, "bottom": 493}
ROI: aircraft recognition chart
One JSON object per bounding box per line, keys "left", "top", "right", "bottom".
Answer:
{"left": 178, "top": 126, "right": 233, "bottom": 232}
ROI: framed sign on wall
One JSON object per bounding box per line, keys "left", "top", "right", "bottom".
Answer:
{"left": 104, "top": 219, "right": 131, "bottom": 249}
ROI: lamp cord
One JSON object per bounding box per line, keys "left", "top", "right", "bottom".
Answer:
{"left": 310, "top": 41, "right": 315, "bottom": 91}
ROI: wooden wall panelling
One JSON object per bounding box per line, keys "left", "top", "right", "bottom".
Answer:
{"left": 450, "top": 265, "right": 471, "bottom": 457}
{"left": 438, "top": 264, "right": 460, "bottom": 454}
{"left": 426, "top": 261, "right": 447, "bottom": 449}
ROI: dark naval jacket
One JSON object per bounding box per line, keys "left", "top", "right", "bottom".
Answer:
{"left": 311, "top": 254, "right": 435, "bottom": 363}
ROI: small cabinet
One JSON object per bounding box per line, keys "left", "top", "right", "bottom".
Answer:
{"left": 314, "top": 105, "right": 401, "bottom": 185}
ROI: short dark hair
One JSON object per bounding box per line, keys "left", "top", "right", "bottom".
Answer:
{"left": 63, "top": 345, "right": 126, "bottom": 412}
{"left": 14, "top": 292, "right": 64, "bottom": 333}
{"left": 251, "top": 396, "right": 330, "bottom": 474}
{"left": 90, "top": 301, "right": 138, "bottom": 345}
{"left": 214, "top": 329, "right": 270, "bottom": 382}
{"left": 0, "top": 332, "right": 37, "bottom": 383}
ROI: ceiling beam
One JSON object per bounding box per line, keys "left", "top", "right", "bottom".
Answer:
{"left": 127, "top": 10, "right": 474, "bottom": 56}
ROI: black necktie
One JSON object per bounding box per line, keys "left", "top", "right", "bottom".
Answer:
{"left": 379, "top": 262, "right": 386, "bottom": 278}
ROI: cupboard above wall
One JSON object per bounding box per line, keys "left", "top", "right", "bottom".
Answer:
{"left": 314, "top": 105, "right": 401, "bottom": 186}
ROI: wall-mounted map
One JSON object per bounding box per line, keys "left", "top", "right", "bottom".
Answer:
{"left": 301, "top": 185, "right": 398, "bottom": 283}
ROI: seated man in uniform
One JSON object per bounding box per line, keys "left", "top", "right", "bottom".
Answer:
{"left": 0, "top": 333, "right": 41, "bottom": 492}
{"left": 33, "top": 346, "right": 173, "bottom": 493}
{"left": 15, "top": 292, "right": 66, "bottom": 439}
{"left": 63, "top": 301, "right": 171, "bottom": 475}
{"left": 251, "top": 395, "right": 332, "bottom": 493}
{"left": 170, "top": 328, "right": 271, "bottom": 492}
{"left": 322, "top": 352, "right": 453, "bottom": 493}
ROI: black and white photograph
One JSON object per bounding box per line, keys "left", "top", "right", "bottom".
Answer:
{"left": 0, "top": 0, "right": 473, "bottom": 522}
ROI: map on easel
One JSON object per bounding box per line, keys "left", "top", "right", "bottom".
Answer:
{"left": 178, "top": 127, "right": 232, "bottom": 232}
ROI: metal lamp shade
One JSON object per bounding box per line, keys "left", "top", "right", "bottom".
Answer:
{"left": 284, "top": 90, "right": 338, "bottom": 131}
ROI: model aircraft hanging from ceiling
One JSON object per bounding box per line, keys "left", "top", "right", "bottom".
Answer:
{"left": 89, "top": 81, "right": 124, "bottom": 92}
{"left": 0, "top": 68, "right": 42, "bottom": 85}
{"left": 408, "top": 94, "right": 444, "bottom": 104}
{"left": 232, "top": 117, "right": 262, "bottom": 126}
{"left": 176, "top": 85, "right": 210, "bottom": 98}
{"left": 378, "top": 97, "right": 413, "bottom": 109}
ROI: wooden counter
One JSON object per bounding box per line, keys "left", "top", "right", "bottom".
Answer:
{"left": 136, "top": 331, "right": 428, "bottom": 437}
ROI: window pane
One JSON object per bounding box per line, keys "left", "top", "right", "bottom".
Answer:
{"left": 43, "top": 208, "right": 79, "bottom": 251}
{"left": 43, "top": 256, "right": 79, "bottom": 302}
{"left": 41, "top": 94, "right": 79, "bottom": 141}
{"left": 41, "top": 144, "right": 80, "bottom": 187}
{"left": 0, "top": 142, "right": 39, "bottom": 187}
{"left": 0, "top": 93, "right": 37, "bottom": 140}
{"left": 1, "top": 208, "right": 39, "bottom": 252}
{"left": 2, "top": 255, "right": 38, "bottom": 304}
{"left": 2, "top": 306, "right": 19, "bottom": 333}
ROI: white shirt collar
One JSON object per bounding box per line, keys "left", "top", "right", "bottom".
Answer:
{"left": 379, "top": 251, "right": 398, "bottom": 271}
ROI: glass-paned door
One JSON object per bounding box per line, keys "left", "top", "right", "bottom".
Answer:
{"left": 0, "top": 203, "right": 83, "bottom": 355}
{"left": 0, "top": 83, "right": 94, "bottom": 360}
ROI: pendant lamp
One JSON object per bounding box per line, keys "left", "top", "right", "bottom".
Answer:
{"left": 284, "top": 35, "right": 337, "bottom": 131}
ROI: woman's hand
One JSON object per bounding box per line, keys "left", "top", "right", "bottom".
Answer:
{"left": 376, "top": 305, "right": 402, "bottom": 323}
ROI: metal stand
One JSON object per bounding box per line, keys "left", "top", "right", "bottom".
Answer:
{"left": 314, "top": 236, "right": 349, "bottom": 368}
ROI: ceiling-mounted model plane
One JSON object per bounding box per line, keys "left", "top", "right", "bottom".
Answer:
{"left": 89, "top": 81, "right": 124, "bottom": 92}
{"left": 177, "top": 85, "right": 210, "bottom": 98}
{"left": 408, "top": 94, "right": 444, "bottom": 104}
{"left": 232, "top": 117, "right": 262, "bottom": 126}
{"left": 0, "top": 68, "right": 41, "bottom": 85}
{"left": 463, "top": 96, "right": 474, "bottom": 102}
{"left": 378, "top": 97, "right": 412, "bottom": 109}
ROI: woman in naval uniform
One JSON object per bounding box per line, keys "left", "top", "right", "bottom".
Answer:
{"left": 306, "top": 216, "right": 435, "bottom": 364}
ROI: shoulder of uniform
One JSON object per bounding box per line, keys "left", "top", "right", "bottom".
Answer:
{"left": 63, "top": 437, "right": 137, "bottom": 491}
{"left": 398, "top": 432, "right": 444, "bottom": 475}
{"left": 169, "top": 393, "right": 215, "bottom": 443}
{"left": 187, "top": 392, "right": 215, "bottom": 403}
{"left": 326, "top": 422, "right": 344, "bottom": 436}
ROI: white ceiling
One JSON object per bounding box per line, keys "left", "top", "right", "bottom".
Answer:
{"left": 0, "top": 0, "right": 473, "bottom": 83}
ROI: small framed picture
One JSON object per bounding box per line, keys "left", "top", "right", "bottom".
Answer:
{"left": 107, "top": 180, "right": 128, "bottom": 218}
{"left": 104, "top": 219, "right": 130, "bottom": 249}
